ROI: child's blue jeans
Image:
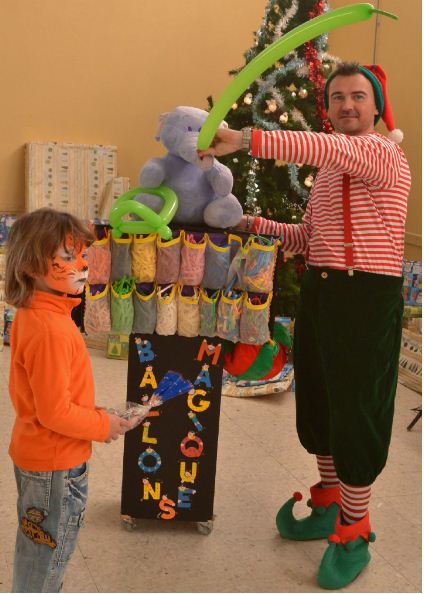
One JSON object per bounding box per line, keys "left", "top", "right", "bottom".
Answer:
{"left": 12, "top": 462, "right": 88, "bottom": 593}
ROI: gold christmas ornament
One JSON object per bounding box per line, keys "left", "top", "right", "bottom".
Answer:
{"left": 298, "top": 88, "right": 308, "bottom": 98}
{"left": 279, "top": 112, "right": 289, "bottom": 124}
{"left": 231, "top": 103, "right": 238, "bottom": 110}
{"left": 243, "top": 93, "right": 253, "bottom": 105}
{"left": 274, "top": 160, "right": 286, "bottom": 167}
{"left": 266, "top": 99, "right": 277, "bottom": 112}
{"left": 304, "top": 175, "right": 314, "bottom": 187}
{"left": 287, "top": 83, "right": 297, "bottom": 92}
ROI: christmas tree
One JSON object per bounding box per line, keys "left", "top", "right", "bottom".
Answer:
{"left": 207, "top": 0, "right": 340, "bottom": 317}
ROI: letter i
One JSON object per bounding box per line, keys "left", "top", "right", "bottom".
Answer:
{"left": 188, "top": 411, "right": 203, "bottom": 432}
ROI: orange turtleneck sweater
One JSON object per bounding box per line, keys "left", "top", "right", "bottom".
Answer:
{"left": 8, "top": 290, "right": 110, "bottom": 471}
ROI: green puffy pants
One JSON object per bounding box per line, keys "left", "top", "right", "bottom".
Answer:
{"left": 293, "top": 267, "right": 404, "bottom": 486}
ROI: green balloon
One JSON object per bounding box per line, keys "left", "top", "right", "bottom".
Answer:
{"left": 109, "top": 186, "right": 178, "bottom": 240}
{"left": 197, "top": 3, "right": 397, "bottom": 150}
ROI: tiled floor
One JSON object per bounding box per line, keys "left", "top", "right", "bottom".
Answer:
{"left": 0, "top": 347, "right": 421, "bottom": 593}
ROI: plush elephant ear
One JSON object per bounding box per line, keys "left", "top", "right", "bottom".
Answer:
{"left": 155, "top": 112, "right": 170, "bottom": 141}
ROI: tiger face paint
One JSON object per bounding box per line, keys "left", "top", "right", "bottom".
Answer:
{"left": 43, "top": 238, "right": 89, "bottom": 295}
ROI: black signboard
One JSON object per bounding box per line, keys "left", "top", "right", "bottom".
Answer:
{"left": 121, "top": 333, "right": 224, "bottom": 522}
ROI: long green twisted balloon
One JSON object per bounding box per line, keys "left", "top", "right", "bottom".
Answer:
{"left": 197, "top": 3, "right": 397, "bottom": 150}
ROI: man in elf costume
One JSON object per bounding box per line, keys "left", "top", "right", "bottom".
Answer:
{"left": 199, "top": 62, "right": 410, "bottom": 589}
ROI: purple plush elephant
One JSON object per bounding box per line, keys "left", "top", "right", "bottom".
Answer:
{"left": 136, "top": 106, "right": 243, "bottom": 228}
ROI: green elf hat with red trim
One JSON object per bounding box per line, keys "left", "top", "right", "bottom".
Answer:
{"left": 223, "top": 323, "right": 292, "bottom": 381}
{"left": 324, "top": 64, "right": 403, "bottom": 144}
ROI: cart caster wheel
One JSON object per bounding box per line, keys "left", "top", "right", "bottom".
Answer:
{"left": 121, "top": 515, "right": 137, "bottom": 531}
{"left": 197, "top": 520, "right": 213, "bottom": 535}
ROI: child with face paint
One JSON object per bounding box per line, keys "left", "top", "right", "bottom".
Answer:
{"left": 5, "top": 208, "right": 132, "bottom": 593}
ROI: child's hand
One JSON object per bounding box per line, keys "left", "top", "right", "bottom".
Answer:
{"left": 105, "top": 414, "right": 132, "bottom": 443}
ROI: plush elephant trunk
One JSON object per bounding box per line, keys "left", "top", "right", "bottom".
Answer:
{"left": 178, "top": 133, "right": 214, "bottom": 171}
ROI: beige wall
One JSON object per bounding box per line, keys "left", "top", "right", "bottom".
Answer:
{"left": 0, "top": 1, "right": 421, "bottom": 258}
{"left": 0, "top": 0, "right": 267, "bottom": 211}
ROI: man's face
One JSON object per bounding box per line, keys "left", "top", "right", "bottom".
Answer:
{"left": 36, "top": 237, "right": 89, "bottom": 296}
{"left": 327, "top": 73, "right": 379, "bottom": 136}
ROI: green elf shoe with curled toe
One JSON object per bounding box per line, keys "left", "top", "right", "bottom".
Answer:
{"left": 317, "top": 512, "right": 376, "bottom": 590}
{"left": 276, "top": 482, "right": 341, "bottom": 541}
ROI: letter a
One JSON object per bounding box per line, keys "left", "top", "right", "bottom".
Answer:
{"left": 140, "top": 365, "right": 157, "bottom": 389}
{"left": 194, "top": 364, "right": 212, "bottom": 388}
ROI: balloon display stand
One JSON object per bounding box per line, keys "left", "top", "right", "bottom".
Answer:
{"left": 120, "top": 333, "right": 224, "bottom": 534}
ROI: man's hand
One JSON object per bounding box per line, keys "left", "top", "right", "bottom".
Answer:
{"left": 198, "top": 128, "right": 243, "bottom": 158}
{"left": 234, "top": 214, "right": 248, "bottom": 231}
{"left": 105, "top": 413, "right": 132, "bottom": 443}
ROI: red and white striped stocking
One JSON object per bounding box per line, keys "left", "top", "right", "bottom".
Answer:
{"left": 316, "top": 455, "right": 339, "bottom": 489}
{"left": 340, "top": 481, "right": 371, "bottom": 524}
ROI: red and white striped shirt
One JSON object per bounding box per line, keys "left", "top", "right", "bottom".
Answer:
{"left": 251, "top": 129, "right": 410, "bottom": 276}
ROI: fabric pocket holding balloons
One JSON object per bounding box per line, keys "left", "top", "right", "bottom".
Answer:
{"left": 227, "top": 233, "right": 246, "bottom": 291}
{"left": 132, "top": 283, "right": 157, "bottom": 334}
{"left": 242, "top": 236, "right": 278, "bottom": 293}
{"left": 179, "top": 232, "right": 206, "bottom": 286}
{"left": 156, "top": 230, "right": 182, "bottom": 284}
{"left": 84, "top": 283, "right": 111, "bottom": 335}
{"left": 156, "top": 284, "right": 177, "bottom": 336}
{"left": 216, "top": 290, "right": 243, "bottom": 343}
{"left": 228, "top": 233, "right": 243, "bottom": 262}
{"left": 240, "top": 292, "right": 272, "bottom": 345}
{"left": 199, "top": 288, "right": 219, "bottom": 338}
{"left": 87, "top": 228, "right": 111, "bottom": 284}
{"left": 132, "top": 234, "right": 157, "bottom": 283}
{"left": 111, "top": 278, "right": 135, "bottom": 333}
{"left": 177, "top": 285, "right": 200, "bottom": 338}
{"left": 202, "top": 234, "right": 231, "bottom": 290}
{"left": 111, "top": 235, "right": 132, "bottom": 283}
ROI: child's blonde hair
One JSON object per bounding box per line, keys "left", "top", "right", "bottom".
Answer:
{"left": 5, "top": 208, "right": 94, "bottom": 308}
